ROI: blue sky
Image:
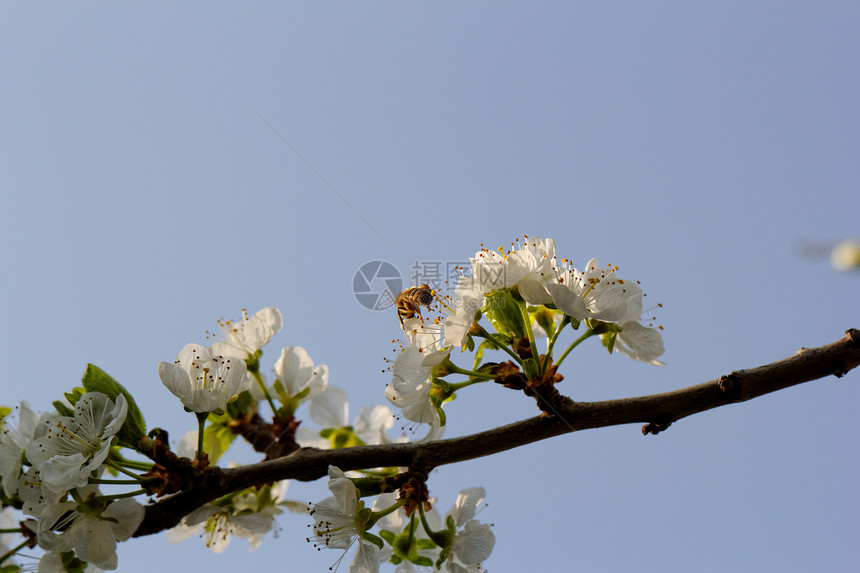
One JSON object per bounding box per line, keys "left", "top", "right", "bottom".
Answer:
{"left": 2, "top": 2, "right": 858, "bottom": 572}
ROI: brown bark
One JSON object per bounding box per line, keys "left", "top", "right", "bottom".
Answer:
{"left": 134, "top": 329, "right": 860, "bottom": 537}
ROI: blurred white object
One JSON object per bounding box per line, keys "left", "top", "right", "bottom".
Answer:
{"left": 830, "top": 239, "right": 860, "bottom": 271}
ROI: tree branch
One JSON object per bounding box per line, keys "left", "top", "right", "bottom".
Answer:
{"left": 134, "top": 328, "right": 860, "bottom": 537}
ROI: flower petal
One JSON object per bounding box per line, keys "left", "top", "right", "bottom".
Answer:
{"left": 309, "top": 386, "right": 349, "bottom": 428}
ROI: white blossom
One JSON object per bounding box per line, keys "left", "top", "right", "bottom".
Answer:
{"left": 443, "top": 488, "right": 495, "bottom": 569}
{"left": 208, "top": 307, "right": 283, "bottom": 359}
{"left": 19, "top": 466, "right": 64, "bottom": 517}
{"left": 373, "top": 493, "right": 441, "bottom": 569}
{"left": 167, "top": 501, "right": 274, "bottom": 553}
{"left": 614, "top": 321, "right": 665, "bottom": 365}
{"left": 401, "top": 318, "right": 444, "bottom": 354}
{"left": 297, "top": 391, "right": 397, "bottom": 452}
{"left": 468, "top": 236, "right": 556, "bottom": 304}
{"left": 272, "top": 345, "right": 328, "bottom": 400}
{"left": 158, "top": 343, "right": 249, "bottom": 413}
{"left": 167, "top": 471, "right": 301, "bottom": 553}
{"left": 385, "top": 344, "right": 450, "bottom": 438}
{"left": 547, "top": 258, "right": 643, "bottom": 323}
{"left": 294, "top": 386, "right": 348, "bottom": 449}
{"left": 37, "top": 494, "right": 143, "bottom": 571}
{"left": 353, "top": 405, "right": 397, "bottom": 446}
{"left": 37, "top": 553, "right": 103, "bottom": 573}
{"left": 505, "top": 236, "right": 557, "bottom": 304}
{"left": 0, "top": 400, "right": 43, "bottom": 497}
{"left": 308, "top": 466, "right": 380, "bottom": 573}
{"left": 470, "top": 248, "right": 508, "bottom": 292}
{"left": 26, "top": 393, "right": 127, "bottom": 495}
{"left": 543, "top": 256, "right": 666, "bottom": 364}
{"left": 0, "top": 507, "right": 18, "bottom": 563}
{"left": 444, "top": 277, "right": 485, "bottom": 349}
{"left": 308, "top": 386, "right": 350, "bottom": 430}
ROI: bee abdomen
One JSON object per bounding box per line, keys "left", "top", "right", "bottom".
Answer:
{"left": 395, "top": 284, "right": 434, "bottom": 327}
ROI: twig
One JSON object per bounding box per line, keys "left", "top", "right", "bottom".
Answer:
{"left": 134, "top": 329, "right": 860, "bottom": 537}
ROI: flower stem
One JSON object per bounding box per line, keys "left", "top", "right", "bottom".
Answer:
{"left": 196, "top": 412, "right": 208, "bottom": 461}
{"left": 444, "top": 363, "right": 497, "bottom": 380}
{"left": 210, "top": 489, "right": 243, "bottom": 508}
{"left": 94, "top": 489, "right": 147, "bottom": 502}
{"left": 113, "top": 458, "right": 153, "bottom": 471}
{"left": 371, "top": 497, "right": 406, "bottom": 522}
{"left": 541, "top": 315, "right": 571, "bottom": 375}
{"left": 105, "top": 460, "right": 145, "bottom": 481}
{"left": 418, "top": 503, "right": 434, "bottom": 537}
{"left": 252, "top": 369, "right": 278, "bottom": 415}
{"left": 447, "top": 378, "right": 488, "bottom": 392}
{"left": 0, "top": 540, "right": 29, "bottom": 566}
{"left": 417, "top": 503, "right": 444, "bottom": 541}
{"left": 402, "top": 513, "right": 418, "bottom": 546}
{"left": 555, "top": 328, "right": 596, "bottom": 368}
{"left": 89, "top": 478, "right": 142, "bottom": 485}
{"left": 517, "top": 299, "right": 540, "bottom": 366}
{"left": 475, "top": 325, "right": 523, "bottom": 364}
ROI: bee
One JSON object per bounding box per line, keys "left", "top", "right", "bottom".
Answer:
{"left": 395, "top": 284, "right": 435, "bottom": 327}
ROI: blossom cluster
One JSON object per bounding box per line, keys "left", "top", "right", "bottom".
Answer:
{"left": 307, "top": 466, "right": 494, "bottom": 573}
{"left": 455, "top": 236, "right": 664, "bottom": 362}
{"left": 0, "top": 393, "right": 143, "bottom": 571}
{"left": 0, "top": 236, "right": 665, "bottom": 572}
{"left": 0, "top": 306, "right": 412, "bottom": 571}
{"left": 385, "top": 236, "right": 665, "bottom": 437}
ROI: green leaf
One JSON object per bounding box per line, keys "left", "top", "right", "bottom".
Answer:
{"left": 436, "top": 405, "right": 447, "bottom": 427}
{"left": 483, "top": 291, "right": 525, "bottom": 339}
{"left": 60, "top": 551, "right": 89, "bottom": 573}
{"left": 271, "top": 380, "right": 299, "bottom": 415}
{"left": 435, "top": 545, "right": 452, "bottom": 569}
{"left": 52, "top": 400, "right": 74, "bottom": 417}
{"left": 378, "top": 529, "right": 396, "bottom": 545}
{"left": 226, "top": 389, "right": 254, "bottom": 418}
{"left": 532, "top": 306, "right": 560, "bottom": 338}
{"left": 410, "top": 556, "right": 434, "bottom": 567}
{"left": 352, "top": 475, "right": 385, "bottom": 497}
{"left": 272, "top": 378, "right": 288, "bottom": 402}
{"left": 81, "top": 364, "right": 146, "bottom": 450}
{"left": 202, "top": 412, "right": 238, "bottom": 464}
{"left": 472, "top": 339, "right": 501, "bottom": 370}
{"left": 522, "top": 358, "right": 540, "bottom": 379}
{"left": 325, "top": 427, "right": 364, "bottom": 449}
{"left": 364, "top": 532, "right": 385, "bottom": 550}
{"left": 465, "top": 335, "right": 475, "bottom": 352}
{"left": 601, "top": 331, "right": 618, "bottom": 354}
{"left": 63, "top": 388, "right": 86, "bottom": 408}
